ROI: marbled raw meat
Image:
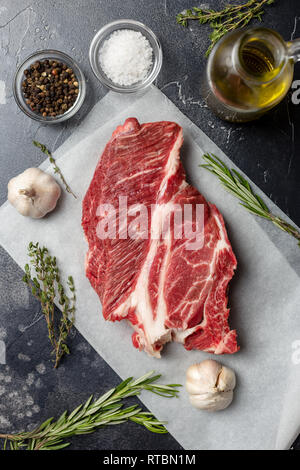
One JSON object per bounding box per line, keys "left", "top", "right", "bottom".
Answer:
{"left": 82, "top": 118, "right": 238, "bottom": 357}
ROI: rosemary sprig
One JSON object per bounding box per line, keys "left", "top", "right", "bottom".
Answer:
{"left": 177, "top": 0, "right": 275, "bottom": 56}
{"left": 201, "top": 153, "right": 300, "bottom": 247}
{"left": 22, "top": 242, "right": 76, "bottom": 368}
{"left": 0, "top": 371, "right": 181, "bottom": 450}
{"left": 33, "top": 140, "right": 77, "bottom": 198}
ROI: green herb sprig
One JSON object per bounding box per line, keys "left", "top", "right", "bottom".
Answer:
{"left": 0, "top": 371, "right": 181, "bottom": 450}
{"left": 177, "top": 0, "right": 275, "bottom": 56}
{"left": 33, "top": 140, "right": 77, "bottom": 198}
{"left": 23, "top": 242, "right": 76, "bottom": 368}
{"left": 201, "top": 153, "right": 300, "bottom": 247}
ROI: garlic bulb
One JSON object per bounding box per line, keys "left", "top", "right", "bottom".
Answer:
{"left": 8, "top": 168, "right": 61, "bottom": 219}
{"left": 186, "top": 359, "right": 236, "bottom": 411}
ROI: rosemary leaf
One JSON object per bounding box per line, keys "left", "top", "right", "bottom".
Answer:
{"left": 201, "top": 153, "right": 300, "bottom": 248}
{"left": 33, "top": 140, "right": 77, "bottom": 198}
{"left": 176, "top": 0, "right": 275, "bottom": 57}
{"left": 23, "top": 242, "right": 76, "bottom": 368}
{"left": 0, "top": 372, "right": 181, "bottom": 450}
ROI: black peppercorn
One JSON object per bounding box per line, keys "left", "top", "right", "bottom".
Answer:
{"left": 21, "top": 58, "right": 79, "bottom": 118}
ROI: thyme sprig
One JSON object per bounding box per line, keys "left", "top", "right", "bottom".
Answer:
{"left": 201, "top": 153, "right": 300, "bottom": 247}
{"left": 33, "top": 140, "right": 77, "bottom": 198}
{"left": 22, "top": 242, "right": 76, "bottom": 368}
{"left": 177, "top": 0, "right": 275, "bottom": 56}
{"left": 0, "top": 371, "right": 181, "bottom": 450}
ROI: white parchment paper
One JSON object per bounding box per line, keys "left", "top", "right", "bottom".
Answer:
{"left": 0, "top": 86, "right": 299, "bottom": 450}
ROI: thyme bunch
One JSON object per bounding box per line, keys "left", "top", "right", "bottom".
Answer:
{"left": 0, "top": 371, "right": 181, "bottom": 450}
{"left": 177, "top": 0, "right": 275, "bottom": 56}
{"left": 23, "top": 242, "right": 76, "bottom": 368}
{"left": 33, "top": 140, "right": 77, "bottom": 198}
{"left": 201, "top": 153, "right": 300, "bottom": 247}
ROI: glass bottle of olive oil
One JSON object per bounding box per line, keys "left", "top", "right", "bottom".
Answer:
{"left": 203, "top": 27, "right": 300, "bottom": 122}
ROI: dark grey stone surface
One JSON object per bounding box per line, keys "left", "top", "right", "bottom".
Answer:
{"left": 0, "top": 0, "right": 299, "bottom": 450}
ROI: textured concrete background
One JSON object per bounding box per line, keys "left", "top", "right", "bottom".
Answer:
{"left": 0, "top": 0, "right": 299, "bottom": 450}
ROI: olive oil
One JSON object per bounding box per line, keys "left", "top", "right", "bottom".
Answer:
{"left": 241, "top": 41, "right": 275, "bottom": 76}
{"left": 203, "top": 28, "right": 297, "bottom": 122}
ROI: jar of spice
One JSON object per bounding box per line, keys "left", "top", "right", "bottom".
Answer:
{"left": 13, "top": 50, "right": 86, "bottom": 123}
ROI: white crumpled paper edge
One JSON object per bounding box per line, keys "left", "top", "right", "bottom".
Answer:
{"left": 0, "top": 86, "right": 299, "bottom": 450}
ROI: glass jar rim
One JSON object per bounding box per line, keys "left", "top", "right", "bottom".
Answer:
{"left": 233, "top": 27, "right": 288, "bottom": 85}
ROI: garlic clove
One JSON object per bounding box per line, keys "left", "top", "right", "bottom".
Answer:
{"left": 186, "top": 359, "right": 236, "bottom": 412}
{"left": 217, "top": 365, "right": 236, "bottom": 392}
{"left": 8, "top": 168, "right": 61, "bottom": 219}
{"left": 186, "top": 359, "right": 222, "bottom": 395}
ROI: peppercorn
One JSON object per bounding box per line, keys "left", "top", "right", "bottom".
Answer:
{"left": 21, "top": 58, "right": 79, "bottom": 118}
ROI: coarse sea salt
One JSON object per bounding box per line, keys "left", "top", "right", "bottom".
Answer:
{"left": 99, "top": 29, "right": 153, "bottom": 86}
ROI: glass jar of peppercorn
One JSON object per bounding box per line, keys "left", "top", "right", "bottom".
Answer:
{"left": 13, "top": 50, "right": 86, "bottom": 123}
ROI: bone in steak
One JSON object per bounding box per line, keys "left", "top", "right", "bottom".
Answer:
{"left": 82, "top": 118, "right": 238, "bottom": 357}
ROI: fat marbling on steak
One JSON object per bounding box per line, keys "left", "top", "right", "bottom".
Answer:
{"left": 82, "top": 118, "right": 238, "bottom": 357}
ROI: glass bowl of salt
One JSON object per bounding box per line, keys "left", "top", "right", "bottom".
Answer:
{"left": 89, "top": 19, "right": 163, "bottom": 93}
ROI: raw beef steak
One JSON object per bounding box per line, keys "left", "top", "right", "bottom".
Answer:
{"left": 82, "top": 118, "right": 238, "bottom": 357}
